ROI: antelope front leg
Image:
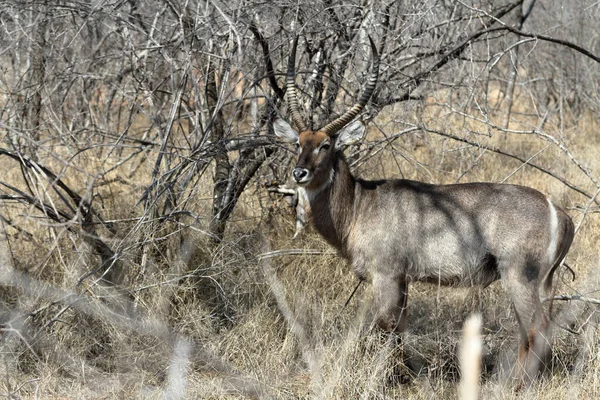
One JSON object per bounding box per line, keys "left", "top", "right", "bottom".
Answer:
{"left": 373, "top": 274, "right": 409, "bottom": 333}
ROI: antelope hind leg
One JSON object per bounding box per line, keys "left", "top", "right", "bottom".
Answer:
{"left": 502, "top": 264, "right": 551, "bottom": 386}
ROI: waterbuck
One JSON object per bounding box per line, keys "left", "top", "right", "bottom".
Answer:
{"left": 274, "top": 37, "right": 575, "bottom": 380}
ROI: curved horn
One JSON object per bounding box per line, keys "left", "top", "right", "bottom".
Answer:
{"left": 286, "top": 36, "right": 308, "bottom": 132}
{"left": 320, "top": 36, "right": 380, "bottom": 136}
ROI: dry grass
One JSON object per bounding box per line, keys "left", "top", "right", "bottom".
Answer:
{"left": 1, "top": 96, "right": 600, "bottom": 399}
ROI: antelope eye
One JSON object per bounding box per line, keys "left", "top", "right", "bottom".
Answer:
{"left": 294, "top": 142, "right": 300, "bottom": 151}
{"left": 320, "top": 140, "right": 330, "bottom": 151}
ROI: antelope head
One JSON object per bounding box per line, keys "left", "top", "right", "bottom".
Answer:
{"left": 274, "top": 36, "right": 380, "bottom": 191}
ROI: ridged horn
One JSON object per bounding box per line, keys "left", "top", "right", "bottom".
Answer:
{"left": 286, "top": 36, "right": 308, "bottom": 132}
{"left": 320, "top": 36, "right": 379, "bottom": 136}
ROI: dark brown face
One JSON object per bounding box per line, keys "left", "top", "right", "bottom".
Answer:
{"left": 292, "top": 130, "right": 335, "bottom": 190}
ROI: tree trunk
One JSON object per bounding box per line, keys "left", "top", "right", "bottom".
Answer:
{"left": 206, "top": 61, "right": 232, "bottom": 243}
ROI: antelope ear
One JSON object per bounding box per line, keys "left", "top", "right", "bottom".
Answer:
{"left": 335, "top": 120, "right": 366, "bottom": 149}
{"left": 273, "top": 118, "right": 299, "bottom": 143}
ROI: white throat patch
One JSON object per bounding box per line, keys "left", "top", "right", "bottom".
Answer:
{"left": 304, "top": 169, "right": 335, "bottom": 203}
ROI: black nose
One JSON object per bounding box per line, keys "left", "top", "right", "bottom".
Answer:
{"left": 292, "top": 168, "right": 309, "bottom": 182}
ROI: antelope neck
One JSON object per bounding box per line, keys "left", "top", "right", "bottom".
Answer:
{"left": 305, "top": 153, "right": 356, "bottom": 256}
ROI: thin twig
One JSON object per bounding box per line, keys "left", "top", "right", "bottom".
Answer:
{"left": 257, "top": 249, "right": 337, "bottom": 260}
{"left": 551, "top": 294, "right": 600, "bottom": 305}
